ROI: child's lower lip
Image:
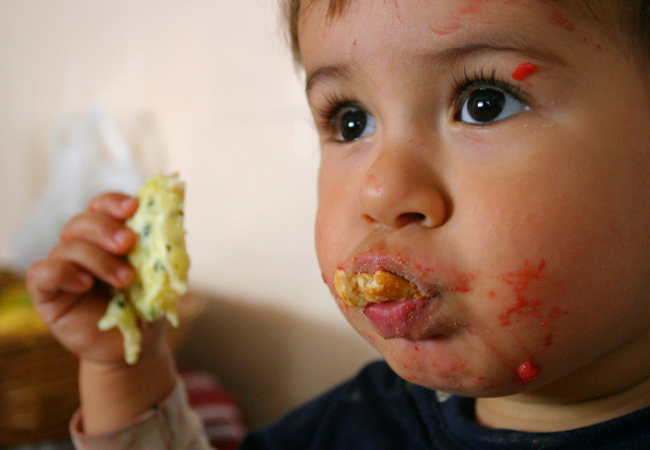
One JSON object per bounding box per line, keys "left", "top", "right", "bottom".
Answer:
{"left": 362, "top": 296, "right": 442, "bottom": 339}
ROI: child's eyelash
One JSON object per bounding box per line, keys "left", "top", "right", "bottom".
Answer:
{"left": 313, "top": 92, "right": 362, "bottom": 134}
{"left": 450, "top": 66, "right": 528, "bottom": 107}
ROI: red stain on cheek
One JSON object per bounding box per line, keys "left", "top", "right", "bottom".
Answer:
{"left": 550, "top": 11, "right": 574, "bottom": 32}
{"left": 499, "top": 259, "right": 546, "bottom": 325}
{"left": 517, "top": 361, "right": 541, "bottom": 383}
{"left": 543, "top": 333, "right": 554, "bottom": 348}
{"left": 547, "top": 306, "right": 563, "bottom": 319}
{"left": 414, "top": 262, "right": 475, "bottom": 294}
{"left": 450, "top": 362, "right": 467, "bottom": 372}
{"left": 450, "top": 280, "right": 472, "bottom": 293}
{"left": 511, "top": 62, "right": 538, "bottom": 81}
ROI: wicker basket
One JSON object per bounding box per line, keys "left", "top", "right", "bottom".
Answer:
{"left": 0, "top": 269, "right": 204, "bottom": 444}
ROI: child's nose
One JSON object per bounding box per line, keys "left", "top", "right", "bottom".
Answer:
{"left": 359, "top": 145, "right": 447, "bottom": 230}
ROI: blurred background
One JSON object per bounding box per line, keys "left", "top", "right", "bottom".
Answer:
{"left": 0, "top": 0, "right": 379, "bottom": 442}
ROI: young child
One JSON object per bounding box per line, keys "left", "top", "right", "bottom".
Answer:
{"left": 25, "top": 0, "right": 650, "bottom": 448}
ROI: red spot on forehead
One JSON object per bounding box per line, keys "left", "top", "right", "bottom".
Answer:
{"left": 429, "top": 19, "right": 462, "bottom": 36}
{"left": 459, "top": 0, "right": 493, "bottom": 15}
{"left": 511, "top": 62, "right": 538, "bottom": 81}
{"left": 393, "top": 0, "right": 404, "bottom": 24}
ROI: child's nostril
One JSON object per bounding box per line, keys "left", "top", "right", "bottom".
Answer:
{"left": 397, "top": 212, "right": 428, "bottom": 227}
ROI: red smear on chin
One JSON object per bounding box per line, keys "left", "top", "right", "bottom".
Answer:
{"left": 511, "top": 63, "right": 538, "bottom": 81}
{"left": 517, "top": 361, "right": 541, "bottom": 383}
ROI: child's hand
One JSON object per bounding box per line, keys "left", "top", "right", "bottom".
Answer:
{"left": 25, "top": 193, "right": 165, "bottom": 368}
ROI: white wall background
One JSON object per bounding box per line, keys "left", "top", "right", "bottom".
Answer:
{"left": 0, "top": 0, "right": 379, "bottom": 428}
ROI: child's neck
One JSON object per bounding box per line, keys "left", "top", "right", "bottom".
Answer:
{"left": 475, "top": 331, "right": 650, "bottom": 432}
{"left": 476, "top": 375, "right": 650, "bottom": 432}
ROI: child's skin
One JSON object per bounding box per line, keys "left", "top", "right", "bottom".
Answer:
{"left": 24, "top": 0, "right": 650, "bottom": 437}
{"left": 305, "top": 0, "right": 650, "bottom": 432}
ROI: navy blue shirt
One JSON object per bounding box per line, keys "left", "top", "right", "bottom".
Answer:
{"left": 241, "top": 361, "right": 650, "bottom": 449}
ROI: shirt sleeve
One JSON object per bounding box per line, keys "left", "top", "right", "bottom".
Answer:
{"left": 70, "top": 377, "right": 215, "bottom": 450}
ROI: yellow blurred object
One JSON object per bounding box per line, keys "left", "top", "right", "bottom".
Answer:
{"left": 0, "top": 269, "right": 77, "bottom": 445}
{"left": 0, "top": 268, "right": 204, "bottom": 444}
{"left": 0, "top": 284, "right": 47, "bottom": 335}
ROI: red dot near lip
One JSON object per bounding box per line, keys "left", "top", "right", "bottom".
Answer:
{"left": 512, "top": 62, "right": 538, "bottom": 81}
{"left": 517, "top": 361, "right": 541, "bottom": 382}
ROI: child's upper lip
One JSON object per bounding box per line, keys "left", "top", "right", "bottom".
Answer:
{"left": 338, "top": 248, "right": 445, "bottom": 299}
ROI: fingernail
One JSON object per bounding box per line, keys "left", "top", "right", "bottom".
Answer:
{"left": 121, "top": 197, "right": 136, "bottom": 210}
{"left": 116, "top": 267, "right": 133, "bottom": 284}
{"left": 114, "top": 229, "right": 131, "bottom": 247}
{"left": 77, "top": 273, "right": 92, "bottom": 287}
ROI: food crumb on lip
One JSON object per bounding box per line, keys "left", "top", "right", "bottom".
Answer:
{"left": 334, "top": 269, "right": 423, "bottom": 310}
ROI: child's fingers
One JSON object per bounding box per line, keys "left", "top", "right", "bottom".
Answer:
{"left": 61, "top": 212, "right": 136, "bottom": 256}
{"left": 26, "top": 258, "right": 94, "bottom": 299}
{"left": 48, "top": 239, "right": 134, "bottom": 289}
{"left": 87, "top": 192, "right": 139, "bottom": 221}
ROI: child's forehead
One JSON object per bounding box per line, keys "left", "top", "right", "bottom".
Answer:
{"left": 301, "top": 0, "right": 613, "bottom": 26}
{"left": 298, "top": 0, "right": 622, "bottom": 63}
{"left": 297, "top": 0, "right": 642, "bottom": 96}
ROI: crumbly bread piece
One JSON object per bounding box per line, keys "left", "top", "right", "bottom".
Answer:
{"left": 334, "top": 269, "right": 422, "bottom": 310}
{"left": 99, "top": 173, "right": 190, "bottom": 364}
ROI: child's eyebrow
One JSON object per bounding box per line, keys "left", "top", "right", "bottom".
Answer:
{"left": 306, "top": 64, "right": 356, "bottom": 97}
{"left": 305, "top": 32, "right": 571, "bottom": 98}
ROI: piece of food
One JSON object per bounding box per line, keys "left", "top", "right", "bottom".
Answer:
{"left": 99, "top": 173, "right": 190, "bottom": 364}
{"left": 334, "top": 269, "right": 422, "bottom": 310}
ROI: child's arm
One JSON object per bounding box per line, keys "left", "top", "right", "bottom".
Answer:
{"left": 78, "top": 336, "right": 176, "bottom": 434}
{"left": 25, "top": 193, "right": 181, "bottom": 435}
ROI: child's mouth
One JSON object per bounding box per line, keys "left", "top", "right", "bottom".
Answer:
{"left": 333, "top": 269, "right": 424, "bottom": 309}
{"left": 362, "top": 296, "right": 444, "bottom": 339}
{"left": 334, "top": 269, "right": 445, "bottom": 339}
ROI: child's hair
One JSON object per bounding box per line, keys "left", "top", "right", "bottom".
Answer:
{"left": 280, "top": 0, "right": 650, "bottom": 71}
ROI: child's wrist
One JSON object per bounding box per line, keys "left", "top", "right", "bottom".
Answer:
{"left": 79, "top": 342, "right": 177, "bottom": 435}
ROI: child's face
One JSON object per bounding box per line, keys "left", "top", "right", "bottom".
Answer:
{"left": 302, "top": 0, "right": 650, "bottom": 399}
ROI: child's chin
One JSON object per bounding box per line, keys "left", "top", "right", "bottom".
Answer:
{"left": 388, "top": 360, "right": 536, "bottom": 398}
{"left": 398, "top": 373, "right": 527, "bottom": 398}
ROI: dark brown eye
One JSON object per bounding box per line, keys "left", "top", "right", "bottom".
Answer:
{"left": 460, "top": 87, "right": 528, "bottom": 124}
{"left": 467, "top": 88, "right": 505, "bottom": 122}
{"left": 336, "top": 108, "right": 376, "bottom": 142}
